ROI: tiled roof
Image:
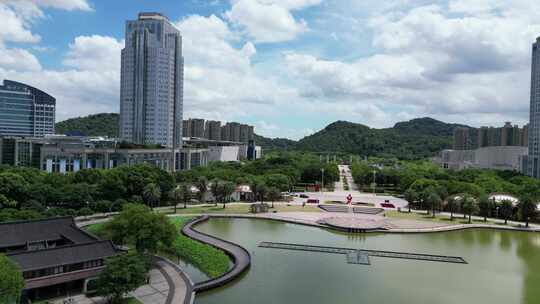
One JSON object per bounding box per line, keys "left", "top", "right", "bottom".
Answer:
{"left": 0, "top": 217, "right": 96, "bottom": 248}
{"left": 7, "top": 241, "right": 119, "bottom": 272}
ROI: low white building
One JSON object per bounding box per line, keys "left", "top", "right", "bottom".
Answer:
{"left": 437, "top": 146, "right": 528, "bottom": 171}
{"left": 208, "top": 146, "right": 240, "bottom": 162}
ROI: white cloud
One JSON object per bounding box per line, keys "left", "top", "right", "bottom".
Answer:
{"left": 283, "top": 2, "right": 540, "bottom": 129}
{"left": 225, "top": 0, "right": 320, "bottom": 43}
{"left": 0, "top": 47, "right": 41, "bottom": 71}
{"left": 63, "top": 35, "right": 124, "bottom": 71}
{"left": 0, "top": 3, "right": 40, "bottom": 43}
{"left": 30, "top": 0, "right": 92, "bottom": 11}
{"left": 175, "top": 14, "right": 297, "bottom": 126}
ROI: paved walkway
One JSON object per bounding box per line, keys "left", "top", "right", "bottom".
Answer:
{"left": 182, "top": 216, "right": 251, "bottom": 292}
{"left": 131, "top": 268, "right": 169, "bottom": 304}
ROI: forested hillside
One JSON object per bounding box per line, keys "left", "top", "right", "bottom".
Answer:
{"left": 56, "top": 114, "right": 471, "bottom": 159}
{"left": 56, "top": 113, "right": 119, "bottom": 137}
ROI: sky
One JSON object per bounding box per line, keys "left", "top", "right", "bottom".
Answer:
{"left": 0, "top": 0, "right": 539, "bottom": 139}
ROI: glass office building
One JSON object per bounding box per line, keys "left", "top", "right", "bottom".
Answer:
{"left": 0, "top": 80, "right": 56, "bottom": 137}
{"left": 119, "top": 12, "right": 184, "bottom": 148}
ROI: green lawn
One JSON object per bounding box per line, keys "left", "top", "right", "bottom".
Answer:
{"left": 85, "top": 222, "right": 107, "bottom": 237}
{"left": 122, "top": 297, "right": 143, "bottom": 304}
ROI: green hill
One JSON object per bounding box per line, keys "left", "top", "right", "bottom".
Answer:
{"left": 55, "top": 114, "right": 470, "bottom": 159}
{"left": 294, "top": 118, "right": 473, "bottom": 159}
{"left": 55, "top": 113, "right": 119, "bottom": 137}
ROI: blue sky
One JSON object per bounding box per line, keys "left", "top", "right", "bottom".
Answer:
{"left": 1, "top": 0, "right": 539, "bottom": 139}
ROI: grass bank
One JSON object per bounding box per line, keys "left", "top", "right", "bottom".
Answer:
{"left": 165, "top": 217, "right": 230, "bottom": 278}
{"left": 85, "top": 217, "right": 230, "bottom": 279}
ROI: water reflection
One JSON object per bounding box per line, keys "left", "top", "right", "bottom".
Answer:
{"left": 516, "top": 233, "right": 540, "bottom": 303}
{"left": 194, "top": 218, "right": 539, "bottom": 304}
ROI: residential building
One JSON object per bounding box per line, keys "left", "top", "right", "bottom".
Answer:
{"left": 222, "top": 122, "right": 241, "bottom": 142}
{"left": 182, "top": 120, "right": 191, "bottom": 139}
{"left": 477, "top": 123, "right": 527, "bottom": 148}
{"left": 239, "top": 124, "right": 254, "bottom": 143}
{"left": 522, "top": 124, "right": 529, "bottom": 147}
{"left": 221, "top": 123, "right": 231, "bottom": 142}
{"left": 204, "top": 120, "right": 221, "bottom": 140}
{"left": 189, "top": 118, "right": 205, "bottom": 138}
{"left": 1, "top": 217, "right": 121, "bottom": 301}
{"left": 453, "top": 127, "right": 471, "bottom": 150}
{"left": 119, "top": 12, "right": 184, "bottom": 148}
{"left": 0, "top": 80, "right": 55, "bottom": 137}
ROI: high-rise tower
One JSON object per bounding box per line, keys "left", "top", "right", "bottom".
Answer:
{"left": 528, "top": 37, "right": 540, "bottom": 178}
{"left": 119, "top": 12, "right": 184, "bottom": 148}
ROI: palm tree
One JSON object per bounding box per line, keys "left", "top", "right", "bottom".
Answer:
{"left": 478, "top": 194, "right": 492, "bottom": 222}
{"left": 404, "top": 188, "right": 418, "bottom": 213}
{"left": 461, "top": 194, "right": 478, "bottom": 224}
{"left": 195, "top": 176, "right": 208, "bottom": 204}
{"left": 499, "top": 199, "right": 514, "bottom": 225}
{"left": 210, "top": 179, "right": 221, "bottom": 207}
{"left": 220, "top": 181, "right": 236, "bottom": 209}
{"left": 424, "top": 190, "right": 442, "bottom": 218}
{"left": 172, "top": 183, "right": 191, "bottom": 213}
{"left": 518, "top": 195, "right": 538, "bottom": 228}
{"left": 446, "top": 196, "right": 458, "bottom": 221}
{"left": 267, "top": 187, "right": 281, "bottom": 209}
{"left": 143, "top": 183, "right": 161, "bottom": 210}
{"left": 251, "top": 180, "right": 268, "bottom": 204}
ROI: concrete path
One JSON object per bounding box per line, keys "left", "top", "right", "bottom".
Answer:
{"left": 182, "top": 216, "right": 251, "bottom": 292}
{"left": 150, "top": 257, "right": 194, "bottom": 304}
{"left": 131, "top": 268, "right": 169, "bottom": 304}
{"left": 338, "top": 164, "right": 358, "bottom": 191}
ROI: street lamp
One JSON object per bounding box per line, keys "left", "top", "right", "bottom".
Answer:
{"left": 372, "top": 170, "right": 376, "bottom": 194}
{"left": 321, "top": 168, "right": 325, "bottom": 205}
{"left": 321, "top": 168, "right": 325, "bottom": 192}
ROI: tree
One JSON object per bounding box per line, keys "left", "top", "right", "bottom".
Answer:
{"left": 142, "top": 183, "right": 161, "bottom": 209}
{"left": 220, "top": 181, "right": 236, "bottom": 209}
{"left": 461, "top": 194, "right": 478, "bottom": 224}
{"left": 267, "top": 187, "right": 281, "bottom": 208}
{"left": 264, "top": 174, "right": 290, "bottom": 191}
{"left": 518, "top": 195, "right": 538, "bottom": 228}
{"left": 172, "top": 183, "right": 191, "bottom": 213}
{"left": 478, "top": 194, "right": 493, "bottom": 222}
{"left": 423, "top": 188, "right": 442, "bottom": 218}
{"left": 105, "top": 204, "right": 176, "bottom": 254}
{"left": 0, "top": 254, "right": 24, "bottom": 304}
{"left": 96, "top": 252, "right": 149, "bottom": 304}
{"left": 499, "top": 200, "right": 514, "bottom": 225}
{"left": 195, "top": 176, "right": 208, "bottom": 203}
{"left": 446, "top": 196, "right": 458, "bottom": 221}
{"left": 210, "top": 179, "right": 221, "bottom": 207}
{"left": 251, "top": 180, "right": 268, "bottom": 204}
{"left": 404, "top": 188, "right": 418, "bottom": 213}
{"left": 0, "top": 194, "right": 17, "bottom": 209}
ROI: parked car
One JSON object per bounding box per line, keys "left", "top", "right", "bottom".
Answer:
{"left": 299, "top": 194, "right": 309, "bottom": 198}
{"left": 307, "top": 199, "right": 319, "bottom": 204}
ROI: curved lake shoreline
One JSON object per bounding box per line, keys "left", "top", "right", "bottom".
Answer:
{"left": 193, "top": 217, "right": 540, "bottom": 304}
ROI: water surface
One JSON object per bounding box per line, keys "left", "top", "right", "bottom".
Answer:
{"left": 194, "top": 218, "right": 540, "bottom": 304}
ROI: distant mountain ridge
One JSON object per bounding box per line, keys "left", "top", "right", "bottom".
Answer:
{"left": 55, "top": 114, "right": 469, "bottom": 159}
